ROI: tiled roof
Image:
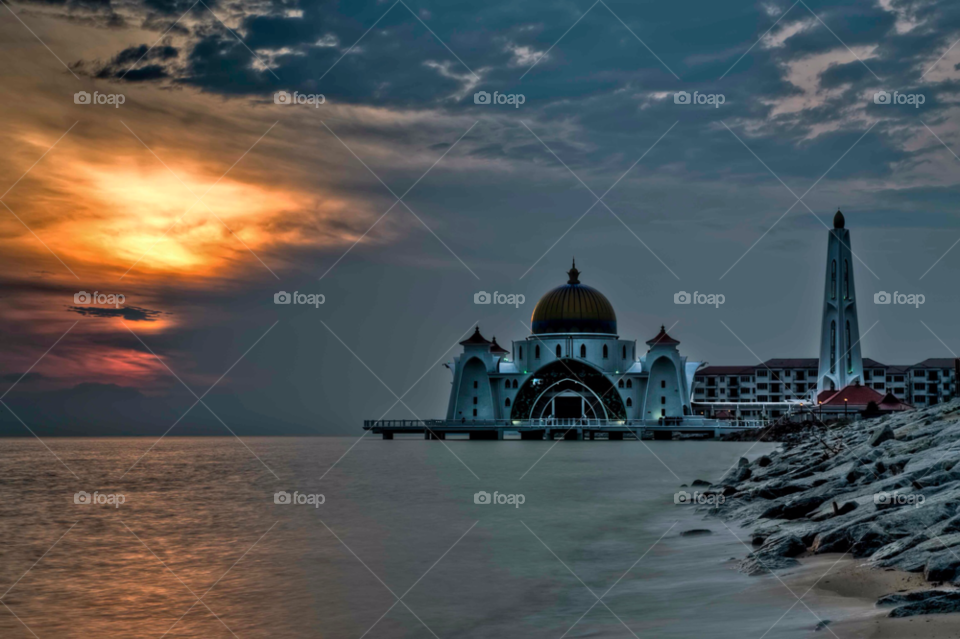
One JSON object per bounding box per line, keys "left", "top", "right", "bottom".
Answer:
{"left": 761, "top": 358, "right": 818, "bottom": 369}
{"left": 460, "top": 326, "right": 492, "bottom": 346}
{"left": 819, "top": 383, "right": 885, "bottom": 406}
{"left": 697, "top": 366, "right": 755, "bottom": 376}
{"left": 646, "top": 325, "right": 680, "bottom": 346}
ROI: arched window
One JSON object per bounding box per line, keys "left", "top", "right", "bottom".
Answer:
{"left": 505, "top": 398, "right": 511, "bottom": 407}
{"left": 618, "top": 379, "right": 624, "bottom": 388}
{"left": 580, "top": 344, "right": 586, "bottom": 358}
{"left": 831, "top": 260, "right": 837, "bottom": 300}
{"left": 519, "top": 346, "right": 523, "bottom": 360}
{"left": 846, "top": 321, "right": 852, "bottom": 373}
{"left": 661, "top": 380, "right": 666, "bottom": 388}
{"left": 626, "top": 398, "right": 633, "bottom": 407}
{"left": 830, "top": 321, "right": 836, "bottom": 373}
{"left": 473, "top": 381, "right": 478, "bottom": 389}
{"left": 622, "top": 345, "right": 626, "bottom": 359}
{"left": 661, "top": 396, "right": 666, "bottom": 405}
{"left": 555, "top": 344, "right": 562, "bottom": 358}
{"left": 626, "top": 379, "right": 632, "bottom": 388}
{"left": 602, "top": 345, "right": 608, "bottom": 359}
{"left": 512, "top": 379, "right": 518, "bottom": 389}
{"left": 843, "top": 260, "right": 849, "bottom": 300}
{"left": 535, "top": 345, "right": 540, "bottom": 359}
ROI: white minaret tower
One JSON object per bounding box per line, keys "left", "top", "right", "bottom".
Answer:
{"left": 817, "top": 210, "right": 863, "bottom": 395}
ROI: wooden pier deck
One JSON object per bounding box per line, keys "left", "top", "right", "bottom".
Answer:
{"left": 363, "top": 418, "right": 765, "bottom": 440}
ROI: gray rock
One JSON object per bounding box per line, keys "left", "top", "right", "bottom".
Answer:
{"left": 763, "top": 495, "right": 825, "bottom": 520}
{"left": 680, "top": 529, "right": 712, "bottom": 537}
{"left": 739, "top": 534, "right": 806, "bottom": 575}
{"left": 757, "top": 482, "right": 810, "bottom": 500}
{"left": 924, "top": 553, "right": 960, "bottom": 582}
{"left": 869, "top": 425, "right": 896, "bottom": 447}
{"left": 888, "top": 593, "right": 960, "bottom": 617}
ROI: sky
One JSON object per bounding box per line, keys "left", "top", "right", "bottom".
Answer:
{"left": 2, "top": 0, "right": 960, "bottom": 435}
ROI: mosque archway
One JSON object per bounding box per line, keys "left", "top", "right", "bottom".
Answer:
{"left": 511, "top": 359, "right": 626, "bottom": 419}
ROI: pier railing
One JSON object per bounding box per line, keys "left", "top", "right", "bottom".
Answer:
{"left": 363, "top": 418, "right": 766, "bottom": 430}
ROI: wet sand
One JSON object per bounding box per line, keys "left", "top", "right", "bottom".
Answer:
{"left": 783, "top": 554, "right": 960, "bottom": 638}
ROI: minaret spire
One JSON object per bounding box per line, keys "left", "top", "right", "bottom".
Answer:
{"left": 567, "top": 258, "right": 580, "bottom": 284}
{"left": 817, "top": 211, "right": 862, "bottom": 395}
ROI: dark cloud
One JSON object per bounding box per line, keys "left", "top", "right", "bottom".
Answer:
{"left": 67, "top": 306, "right": 164, "bottom": 321}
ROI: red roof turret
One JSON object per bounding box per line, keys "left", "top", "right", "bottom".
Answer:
{"left": 460, "top": 326, "right": 492, "bottom": 346}
{"left": 490, "top": 337, "right": 509, "bottom": 354}
{"left": 646, "top": 325, "right": 680, "bottom": 346}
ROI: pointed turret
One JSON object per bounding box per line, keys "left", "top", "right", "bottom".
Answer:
{"left": 817, "top": 211, "right": 862, "bottom": 394}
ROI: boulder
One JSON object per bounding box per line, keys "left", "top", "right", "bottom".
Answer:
{"left": 924, "top": 553, "right": 960, "bottom": 582}
{"left": 757, "top": 482, "right": 810, "bottom": 500}
{"left": 869, "top": 425, "right": 896, "bottom": 447}
{"left": 738, "top": 534, "right": 805, "bottom": 575}
{"left": 882, "top": 590, "right": 960, "bottom": 617}
{"left": 680, "top": 529, "right": 712, "bottom": 537}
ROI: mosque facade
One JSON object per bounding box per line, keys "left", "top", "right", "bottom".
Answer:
{"left": 446, "top": 261, "right": 698, "bottom": 423}
{"left": 444, "top": 211, "right": 957, "bottom": 424}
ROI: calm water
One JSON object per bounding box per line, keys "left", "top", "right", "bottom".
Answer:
{"left": 0, "top": 437, "right": 847, "bottom": 638}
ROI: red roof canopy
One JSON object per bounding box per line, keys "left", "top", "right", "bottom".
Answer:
{"left": 646, "top": 325, "right": 680, "bottom": 346}
{"left": 819, "top": 383, "right": 884, "bottom": 406}
{"left": 460, "top": 326, "right": 492, "bottom": 346}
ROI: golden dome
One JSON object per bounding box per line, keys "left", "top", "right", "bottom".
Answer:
{"left": 530, "top": 260, "right": 617, "bottom": 335}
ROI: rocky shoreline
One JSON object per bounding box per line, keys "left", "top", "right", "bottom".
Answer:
{"left": 696, "top": 400, "right": 960, "bottom": 618}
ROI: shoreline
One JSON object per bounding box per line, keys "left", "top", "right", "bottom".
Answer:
{"left": 781, "top": 554, "right": 960, "bottom": 638}
{"left": 700, "top": 400, "right": 960, "bottom": 635}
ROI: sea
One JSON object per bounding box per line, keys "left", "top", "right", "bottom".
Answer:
{"left": 0, "top": 437, "right": 856, "bottom": 638}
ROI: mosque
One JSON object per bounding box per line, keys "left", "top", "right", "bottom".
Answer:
{"left": 446, "top": 261, "right": 697, "bottom": 423}
{"left": 444, "top": 212, "right": 955, "bottom": 425}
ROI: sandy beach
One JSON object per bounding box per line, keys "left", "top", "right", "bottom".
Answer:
{"left": 783, "top": 554, "right": 960, "bottom": 638}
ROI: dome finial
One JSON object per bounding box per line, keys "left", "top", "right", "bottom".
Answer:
{"left": 834, "top": 209, "right": 845, "bottom": 229}
{"left": 567, "top": 258, "right": 580, "bottom": 284}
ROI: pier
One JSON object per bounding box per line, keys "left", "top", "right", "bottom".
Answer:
{"left": 363, "top": 418, "right": 765, "bottom": 440}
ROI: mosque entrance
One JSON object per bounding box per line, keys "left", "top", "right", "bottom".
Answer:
{"left": 511, "top": 360, "right": 627, "bottom": 420}
{"left": 554, "top": 396, "right": 585, "bottom": 419}
{"left": 537, "top": 390, "right": 601, "bottom": 419}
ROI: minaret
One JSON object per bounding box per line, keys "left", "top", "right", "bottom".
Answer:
{"left": 817, "top": 210, "right": 863, "bottom": 395}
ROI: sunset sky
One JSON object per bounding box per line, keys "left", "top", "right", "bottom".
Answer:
{"left": 3, "top": 0, "right": 960, "bottom": 434}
